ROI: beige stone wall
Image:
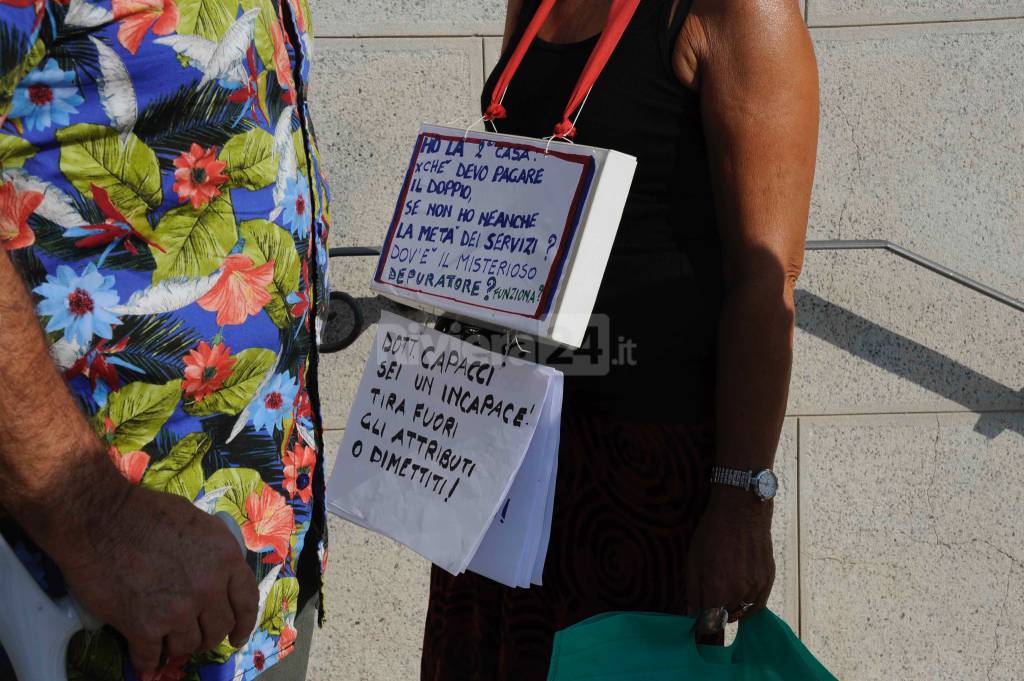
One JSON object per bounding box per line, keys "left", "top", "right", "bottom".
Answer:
{"left": 304, "top": 2, "right": 1024, "bottom": 678}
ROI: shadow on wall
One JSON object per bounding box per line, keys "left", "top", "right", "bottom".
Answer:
{"left": 326, "top": 291, "right": 1024, "bottom": 440}
{"left": 795, "top": 290, "right": 1024, "bottom": 439}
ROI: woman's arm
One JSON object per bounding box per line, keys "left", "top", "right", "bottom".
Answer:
{"left": 678, "top": 0, "right": 819, "bottom": 618}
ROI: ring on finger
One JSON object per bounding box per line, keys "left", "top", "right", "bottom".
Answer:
{"left": 698, "top": 607, "right": 729, "bottom": 635}
{"left": 729, "top": 602, "right": 753, "bottom": 622}
{"left": 729, "top": 600, "right": 755, "bottom": 620}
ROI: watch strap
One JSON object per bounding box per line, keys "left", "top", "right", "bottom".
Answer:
{"left": 710, "top": 466, "right": 753, "bottom": 491}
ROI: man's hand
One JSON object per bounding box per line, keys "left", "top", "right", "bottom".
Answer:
{"left": 46, "top": 470, "right": 259, "bottom": 674}
{"left": 686, "top": 487, "right": 775, "bottom": 623}
{"left": 0, "top": 255, "right": 260, "bottom": 674}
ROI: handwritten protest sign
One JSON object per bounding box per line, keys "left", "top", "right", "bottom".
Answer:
{"left": 371, "top": 124, "right": 636, "bottom": 348}
{"left": 468, "top": 370, "right": 561, "bottom": 587}
{"left": 327, "top": 312, "right": 562, "bottom": 582}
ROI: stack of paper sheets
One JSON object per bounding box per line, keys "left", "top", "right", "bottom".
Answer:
{"left": 327, "top": 312, "right": 563, "bottom": 587}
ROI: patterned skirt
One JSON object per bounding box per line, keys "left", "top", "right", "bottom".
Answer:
{"left": 421, "top": 397, "right": 717, "bottom": 681}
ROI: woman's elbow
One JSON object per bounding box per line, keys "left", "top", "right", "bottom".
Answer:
{"left": 724, "top": 251, "right": 803, "bottom": 310}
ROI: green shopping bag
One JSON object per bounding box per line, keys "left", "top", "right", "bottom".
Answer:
{"left": 547, "top": 609, "right": 837, "bottom": 680}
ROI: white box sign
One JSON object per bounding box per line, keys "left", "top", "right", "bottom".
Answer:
{"left": 371, "top": 124, "right": 636, "bottom": 348}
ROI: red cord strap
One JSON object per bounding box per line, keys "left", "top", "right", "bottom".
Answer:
{"left": 486, "top": 0, "right": 643, "bottom": 139}
{"left": 485, "top": 0, "right": 557, "bottom": 123}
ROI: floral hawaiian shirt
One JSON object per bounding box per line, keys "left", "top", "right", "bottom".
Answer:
{"left": 0, "top": 0, "right": 332, "bottom": 679}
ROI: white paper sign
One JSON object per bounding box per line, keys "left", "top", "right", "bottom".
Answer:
{"left": 371, "top": 124, "right": 637, "bottom": 347}
{"left": 468, "top": 371, "right": 561, "bottom": 587}
{"left": 327, "top": 311, "right": 561, "bottom": 578}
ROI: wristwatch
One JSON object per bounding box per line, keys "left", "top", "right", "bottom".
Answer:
{"left": 710, "top": 467, "right": 778, "bottom": 502}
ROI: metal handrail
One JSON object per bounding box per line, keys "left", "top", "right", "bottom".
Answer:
{"left": 318, "top": 239, "right": 1024, "bottom": 355}
{"left": 320, "top": 247, "right": 382, "bottom": 353}
{"left": 335, "top": 240, "right": 1024, "bottom": 315}
{"left": 329, "top": 246, "right": 380, "bottom": 258}
{"left": 805, "top": 239, "right": 1024, "bottom": 315}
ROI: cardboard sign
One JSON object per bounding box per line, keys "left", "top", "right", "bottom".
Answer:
{"left": 326, "top": 312, "right": 561, "bottom": 585}
{"left": 371, "top": 124, "right": 636, "bottom": 348}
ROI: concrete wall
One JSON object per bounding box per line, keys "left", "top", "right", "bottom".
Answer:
{"left": 304, "top": 1, "right": 1024, "bottom": 679}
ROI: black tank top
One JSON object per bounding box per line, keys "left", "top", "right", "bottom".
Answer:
{"left": 482, "top": 0, "right": 723, "bottom": 419}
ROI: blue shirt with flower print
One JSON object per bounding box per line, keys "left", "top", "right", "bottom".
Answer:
{"left": 0, "top": 0, "right": 333, "bottom": 679}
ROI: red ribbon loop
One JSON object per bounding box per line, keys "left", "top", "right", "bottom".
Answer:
{"left": 486, "top": 0, "right": 641, "bottom": 138}
{"left": 553, "top": 119, "right": 576, "bottom": 139}
{"left": 485, "top": 0, "right": 557, "bottom": 123}
{"left": 484, "top": 102, "right": 508, "bottom": 121}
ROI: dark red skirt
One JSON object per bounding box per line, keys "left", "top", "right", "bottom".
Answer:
{"left": 421, "top": 402, "right": 716, "bottom": 681}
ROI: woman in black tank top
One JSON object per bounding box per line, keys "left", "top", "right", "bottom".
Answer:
{"left": 423, "top": 2, "right": 818, "bottom": 678}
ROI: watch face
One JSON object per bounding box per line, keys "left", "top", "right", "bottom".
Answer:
{"left": 755, "top": 471, "right": 779, "bottom": 500}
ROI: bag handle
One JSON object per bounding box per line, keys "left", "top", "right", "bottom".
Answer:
{"left": 485, "top": 0, "right": 643, "bottom": 139}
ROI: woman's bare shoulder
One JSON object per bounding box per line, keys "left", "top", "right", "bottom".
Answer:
{"left": 673, "top": 0, "right": 811, "bottom": 91}
{"left": 502, "top": 0, "right": 525, "bottom": 48}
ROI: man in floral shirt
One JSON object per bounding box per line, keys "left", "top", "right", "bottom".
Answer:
{"left": 0, "top": 0, "right": 332, "bottom": 679}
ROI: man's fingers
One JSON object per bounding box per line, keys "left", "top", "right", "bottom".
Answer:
{"left": 227, "top": 567, "right": 259, "bottom": 647}
{"left": 199, "top": 607, "right": 236, "bottom": 651}
{"left": 164, "top": 623, "right": 203, "bottom": 658}
{"left": 128, "top": 636, "right": 163, "bottom": 676}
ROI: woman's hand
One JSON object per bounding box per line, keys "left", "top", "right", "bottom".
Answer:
{"left": 686, "top": 486, "right": 775, "bottom": 623}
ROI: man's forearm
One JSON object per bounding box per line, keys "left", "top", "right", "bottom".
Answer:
{"left": 712, "top": 282, "right": 795, "bottom": 477}
{"left": 0, "top": 254, "right": 127, "bottom": 559}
